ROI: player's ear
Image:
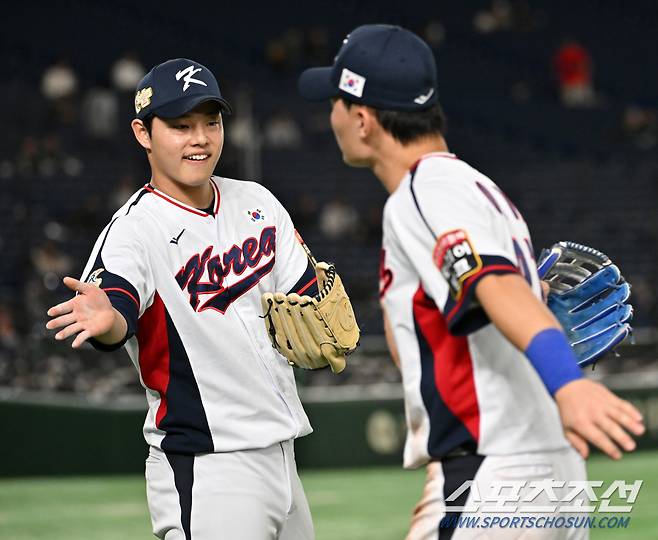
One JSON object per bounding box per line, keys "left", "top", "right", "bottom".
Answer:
{"left": 356, "top": 106, "right": 376, "bottom": 140}
{"left": 131, "top": 119, "right": 152, "bottom": 151}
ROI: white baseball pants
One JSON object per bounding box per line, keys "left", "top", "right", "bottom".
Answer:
{"left": 407, "top": 447, "right": 588, "bottom": 540}
{"left": 145, "top": 439, "right": 314, "bottom": 540}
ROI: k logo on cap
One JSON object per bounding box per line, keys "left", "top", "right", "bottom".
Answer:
{"left": 176, "top": 66, "right": 208, "bottom": 92}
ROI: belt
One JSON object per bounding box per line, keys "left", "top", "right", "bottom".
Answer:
{"left": 431, "top": 445, "right": 477, "bottom": 461}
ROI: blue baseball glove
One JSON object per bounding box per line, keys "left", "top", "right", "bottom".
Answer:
{"left": 537, "top": 242, "right": 633, "bottom": 367}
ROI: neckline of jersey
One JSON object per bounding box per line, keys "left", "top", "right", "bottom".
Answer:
{"left": 410, "top": 151, "right": 458, "bottom": 173}
{"left": 144, "top": 178, "right": 221, "bottom": 217}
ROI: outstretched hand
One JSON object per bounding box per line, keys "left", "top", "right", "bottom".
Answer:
{"left": 555, "top": 379, "right": 645, "bottom": 460}
{"left": 46, "top": 277, "right": 118, "bottom": 348}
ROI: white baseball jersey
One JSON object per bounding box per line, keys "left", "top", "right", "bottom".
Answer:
{"left": 81, "top": 176, "right": 319, "bottom": 454}
{"left": 379, "top": 152, "right": 569, "bottom": 469}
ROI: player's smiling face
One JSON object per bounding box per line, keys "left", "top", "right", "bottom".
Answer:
{"left": 144, "top": 101, "right": 224, "bottom": 189}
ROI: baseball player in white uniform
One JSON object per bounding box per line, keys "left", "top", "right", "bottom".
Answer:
{"left": 45, "top": 58, "right": 327, "bottom": 540}
{"left": 298, "top": 25, "right": 645, "bottom": 539}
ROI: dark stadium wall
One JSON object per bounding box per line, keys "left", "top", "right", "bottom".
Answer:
{"left": 3, "top": 389, "right": 658, "bottom": 476}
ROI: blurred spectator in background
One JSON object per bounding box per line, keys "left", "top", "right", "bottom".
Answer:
{"left": 510, "top": 80, "right": 533, "bottom": 103}
{"left": 474, "top": 0, "right": 544, "bottom": 34}
{"left": 226, "top": 87, "right": 259, "bottom": 151}
{"left": 111, "top": 52, "right": 147, "bottom": 131}
{"left": 228, "top": 114, "right": 259, "bottom": 150}
{"left": 510, "top": 0, "right": 546, "bottom": 33}
{"left": 264, "top": 111, "right": 302, "bottom": 149}
{"left": 110, "top": 174, "right": 138, "bottom": 210}
{"left": 41, "top": 134, "right": 83, "bottom": 177}
{"left": 15, "top": 136, "right": 40, "bottom": 177}
{"left": 41, "top": 60, "right": 78, "bottom": 101}
{"left": 265, "top": 28, "right": 306, "bottom": 73}
{"left": 422, "top": 20, "right": 446, "bottom": 49}
{"left": 38, "top": 134, "right": 63, "bottom": 177}
{"left": 111, "top": 52, "right": 146, "bottom": 93}
{"left": 265, "top": 38, "right": 288, "bottom": 72}
{"left": 0, "top": 304, "right": 19, "bottom": 351}
{"left": 319, "top": 197, "right": 359, "bottom": 240}
{"left": 65, "top": 194, "right": 108, "bottom": 234}
{"left": 81, "top": 83, "right": 119, "bottom": 140}
{"left": 362, "top": 205, "right": 383, "bottom": 243}
{"left": 304, "top": 27, "right": 330, "bottom": 64}
{"left": 41, "top": 59, "right": 78, "bottom": 126}
{"left": 473, "top": 0, "right": 513, "bottom": 33}
{"left": 31, "top": 239, "right": 72, "bottom": 290}
{"left": 281, "top": 28, "right": 304, "bottom": 68}
{"left": 553, "top": 39, "right": 595, "bottom": 107}
{"left": 622, "top": 106, "right": 657, "bottom": 151}
{"left": 0, "top": 303, "right": 20, "bottom": 386}
{"left": 628, "top": 275, "right": 657, "bottom": 327}
{"left": 13, "top": 134, "right": 82, "bottom": 178}
{"left": 292, "top": 193, "right": 320, "bottom": 231}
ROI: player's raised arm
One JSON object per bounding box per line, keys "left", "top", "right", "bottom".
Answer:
{"left": 475, "top": 272, "right": 645, "bottom": 460}
{"left": 46, "top": 276, "right": 128, "bottom": 348}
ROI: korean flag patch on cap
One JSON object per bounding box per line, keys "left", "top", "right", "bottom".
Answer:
{"left": 339, "top": 68, "right": 366, "bottom": 98}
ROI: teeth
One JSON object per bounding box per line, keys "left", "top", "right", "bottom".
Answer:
{"left": 186, "top": 154, "right": 208, "bottom": 161}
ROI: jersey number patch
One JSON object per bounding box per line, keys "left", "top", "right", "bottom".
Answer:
{"left": 433, "top": 229, "right": 482, "bottom": 300}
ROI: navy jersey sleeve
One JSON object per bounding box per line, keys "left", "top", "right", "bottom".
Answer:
{"left": 80, "top": 215, "right": 154, "bottom": 351}
{"left": 286, "top": 258, "right": 319, "bottom": 297}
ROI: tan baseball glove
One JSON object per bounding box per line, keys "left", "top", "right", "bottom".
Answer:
{"left": 261, "top": 262, "right": 360, "bottom": 373}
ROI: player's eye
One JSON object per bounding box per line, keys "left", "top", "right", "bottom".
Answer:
{"left": 172, "top": 124, "right": 189, "bottom": 130}
{"left": 208, "top": 121, "right": 220, "bottom": 127}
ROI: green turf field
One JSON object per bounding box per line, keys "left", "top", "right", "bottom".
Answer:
{"left": 0, "top": 451, "right": 655, "bottom": 539}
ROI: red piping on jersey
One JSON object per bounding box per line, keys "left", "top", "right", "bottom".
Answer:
{"left": 137, "top": 293, "right": 170, "bottom": 428}
{"left": 144, "top": 179, "right": 220, "bottom": 217}
{"left": 103, "top": 287, "right": 140, "bottom": 309}
{"left": 410, "top": 152, "right": 458, "bottom": 173}
{"left": 210, "top": 178, "right": 221, "bottom": 214}
{"left": 446, "top": 264, "right": 518, "bottom": 323}
{"left": 413, "top": 285, "right": 480, "bottom": 442}
{"left": 296, "top": 277, "right": 317, "bottom": 295}
{"left": 379, "top": 248, "right": 394, "bottom": 299}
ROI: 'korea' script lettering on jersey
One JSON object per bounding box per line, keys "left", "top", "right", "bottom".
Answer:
{"left": 175, "top": 226, "right": 276, "bottom": 314}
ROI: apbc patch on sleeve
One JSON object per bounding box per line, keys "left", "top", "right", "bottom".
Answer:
{"left": 433, "top": 229, "right": 483, "bottom": 299}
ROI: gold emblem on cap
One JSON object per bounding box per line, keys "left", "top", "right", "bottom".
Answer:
{"left": 135, "top": 87, "right": 153, "bottom": 114}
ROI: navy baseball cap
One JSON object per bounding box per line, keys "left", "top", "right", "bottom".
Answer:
{"left": 298, "top": 25, "right": 438, "bottom": 111}
{"left": 134, "top": 58, "right": 232, "bottom": 120}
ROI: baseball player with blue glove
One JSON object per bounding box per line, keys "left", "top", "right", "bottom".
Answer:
{"left": 298, "top": 24, "right": 644, "bottom": 539}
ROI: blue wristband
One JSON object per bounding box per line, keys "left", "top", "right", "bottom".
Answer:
{"left": 525, "top": 328, "right": 583, "bottom": 395}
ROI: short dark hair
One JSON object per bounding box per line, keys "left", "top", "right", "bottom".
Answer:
{"left": 341, "top": 97, "right": 446, "bottom": 144}
{"left": 143, "top": 116, "right": 154, "bottom": 136}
